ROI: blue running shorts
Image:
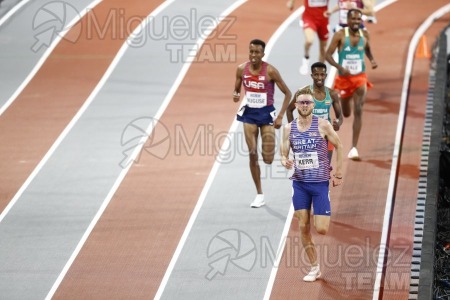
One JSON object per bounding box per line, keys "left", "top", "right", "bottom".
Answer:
{"left": 291, "top": 180, "right": 330, "bottom": 216}
{"left": 237, "top": 105, "right": 276, "bottom": 127}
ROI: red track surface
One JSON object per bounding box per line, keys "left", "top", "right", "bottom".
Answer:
{"left": 271, "top": 1, "right": 450, "bottom": 299}
{"left": 53, "top": 1, "right": 294, "bottom": 298}
{"left": 0, "top": 0, "right": 164, "bottom": 212}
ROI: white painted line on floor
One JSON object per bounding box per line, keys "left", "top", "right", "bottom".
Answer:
{"left": 42, "top": 1, "right": 179, "bottom": 298}
{"left": 0, "top": 0, "right": 102, "bottom": 116}
{"left": 43, "top": 1, "right": 249, "bottom": 299}
{"left": 262, "top": 2, "right": 400, "bottom": 297}
{"left": 261, "top": 7, "right": 306, "bottom": 300}
{"left": 0, "top": 0, "right": 103, "bottom": 222}
{"left": 0, "top": 0, "right": 30, "bottom": 27}
{"left": 372, "top": 4, "right": 450, "bottom": 300}
{"left": 152, "top": 1, "right": 252, "bottom": 298}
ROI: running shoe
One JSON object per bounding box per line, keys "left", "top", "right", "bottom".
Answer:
{"left": 366, "top": 16, "right": 377, "bottom": 24}
{"left": 250, "top": 194, "right": 265, "bottom": 208}
{"left": 303, "top": 264, "right": 321, "bottom": 282}
{"left": 299, "top": 57, "right": 309, "bottom": 75}
{"left": 347, "top": 147, "right": 360, "bottom": 160}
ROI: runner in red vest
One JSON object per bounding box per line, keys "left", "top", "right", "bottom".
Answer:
{"left": 287, "top": 0, "right": 331, "bottom": 75}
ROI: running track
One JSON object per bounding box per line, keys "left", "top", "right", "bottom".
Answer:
{"left": 0, "top": 0, "right": 449, "bottom": 299}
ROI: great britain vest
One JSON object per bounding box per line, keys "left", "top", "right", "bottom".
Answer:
{"left": 289, "top": 116, "right": 330, "bottom": 182}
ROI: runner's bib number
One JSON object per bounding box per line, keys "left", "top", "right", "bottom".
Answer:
{"left": 308, "top": 0, "right": 327, "bottom": 7}
{"left": 314, "top": 113, "right": 328, "bottom": 120}
{"left": 295, "top": 152, "right": 319, "bottom": 170}
{"left": 246, "top": 91, "right": 267, "bottom": 108}
{"left": 342, "top": 59, "right": 362, "bottom": 75}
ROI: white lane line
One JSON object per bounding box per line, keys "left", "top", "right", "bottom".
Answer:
{"left": 263, "top": 1, "right": 396, "bottom": 298}
{"left": 260, "top": 7, "right": 306, "bottom": 300}
{"left": 0, "top": 0, "right": 102, "bottom": 221}
{"left": 264, "top": 1, "right": 398, "bottom": 298}
{"left": 43, "top": 1, "right": 176, "bottom": 297}
{"left": 45, "top": 1, "right": 246, "bottom": 299}
{"left": 0, "top": 0, "right": 102, "bottom": 116}
{"left": 0, "top": 0, "right": 30, "bottom": 27}
{"left": 374, "top": 0, "right": 398, "bottom": 11}
{"left": 152, "top": 1, "right": 250, "bottom": 298}
{"left": 372, "top": 4, "right": 450, "bottom": 300}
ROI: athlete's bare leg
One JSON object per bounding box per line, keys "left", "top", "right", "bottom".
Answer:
{"left": 351, "top": 84, "right": 367, "bottom": 148}
{"left": 318, "top": 39, "right": 327, "bottom": 63}
{"left": 295, "top": 209, "right": 318, "bottom": 266}
{"left": 243, "top": 123, "right": 262, "bottom": 194}
{"left": 303, "top": 27, "right": 316, "bottom": 58}
{"left": 313, "top": 215, "right": 330, "bottom": 235}
{"left": 260, "top": 124, "right": 275, "bottom": 164}
{"left": 341, "top": 96, "right": 352, "bottom": 118}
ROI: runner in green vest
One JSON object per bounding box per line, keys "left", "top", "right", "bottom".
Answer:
{"left": 325, "top": 8, "right": 377, "bottom": 160}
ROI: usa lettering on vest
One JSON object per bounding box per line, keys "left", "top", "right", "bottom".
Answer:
{"left": 244, "top": 80, "right": 265, "bottom": 89}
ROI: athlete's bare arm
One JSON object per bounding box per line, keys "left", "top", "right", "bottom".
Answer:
{"left": 329, "top": 88, "right": 343, "bottom": 130}
{"left": 361, "top": 0, "right": 375, "bottom": 16}
{"left": 286, "top": 91, "right": 298, "bottom": 123}
{"left": 318, "top": 118, "right": 343, "bottom": 185}
{"left": 267, "top": 64, "right": 292, "bottom": 129}
{"left": 286, "top": 0, "right": 307, "bottom": 11}
{"left": 325, "top": 30, "right": 350, "bottom": 76}
{"left": 232, "top": 64, "right": 245, "bottom": 102}
{"left": 280, "top": 123, "right": 294, "bottom": 169}
{"left": 286, "top": 0, "right": 295, "bottom": 10}
{"left": 363, "top": 31, "right": 378, "bottom": 69}
{"left": 325, "top": 4, "right": 339, "bottom": 17}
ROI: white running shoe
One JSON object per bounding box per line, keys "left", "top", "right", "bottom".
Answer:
{"left": 299, "top": 57, "right": 309, "bottom": 75}
{"left": 366, "top": 16, "right": 377, "bottom": 24}
{"left": 303, "top": 264, "right": 321, "bottom": 282}
{"left": 347, "top": 147, "right": 360, "bottom": 160}
{"left": 250, "top": 194, "right": 265, "bottom": 208}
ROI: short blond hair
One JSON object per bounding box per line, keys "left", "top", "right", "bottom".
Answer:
{"left": 295, "top": 86, "right": 313, "bottom": 100}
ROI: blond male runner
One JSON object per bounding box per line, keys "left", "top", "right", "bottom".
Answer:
{"left": 281, "top": 87, "right": 343, "bottom": 281}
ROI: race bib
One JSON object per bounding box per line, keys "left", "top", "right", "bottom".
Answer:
{"left": 314, "top": 113, "right": 328, "bottom": 120}
{"left": 295, "top": 152, "right": 319, "bottom": 170}
{"left": 342, "top": 59, "right": 362, "bottom": 75}
{"left": 308, "top": 0, "right": 327, "bottom": 7}
{"left": 246, "top": 91, "right": 267, "bottom": 108}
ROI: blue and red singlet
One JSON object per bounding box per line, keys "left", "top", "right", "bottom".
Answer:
{"left": 289, "top": 115, "right": 330, "bottom": 182}
{"left": 241, "top": 61, "right": 274, "bottom": 108}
